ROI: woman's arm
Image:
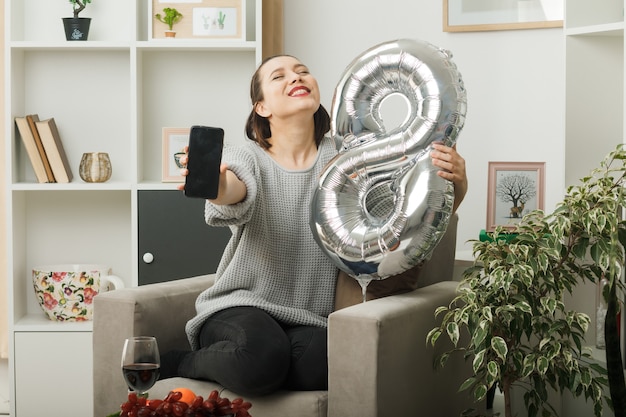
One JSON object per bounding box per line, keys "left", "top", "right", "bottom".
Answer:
{"left": 176, "top": 151, "right": 247, "bottom": 205}
{"left": 209, "top": 163, "right": 247, "bottom": 205}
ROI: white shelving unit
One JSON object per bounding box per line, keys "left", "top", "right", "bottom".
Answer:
{"left": 4, "top": 1, "right": 269, "bottom": 415}
{"left": 564, "top": 1, "right": 624, "bottom": 416}
{"left": 564, "top": 0, "right": 624, "bottom": 188}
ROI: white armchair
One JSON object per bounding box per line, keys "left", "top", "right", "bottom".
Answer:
{"left": 93, "top": 214, "right": 482, "bottom": 417}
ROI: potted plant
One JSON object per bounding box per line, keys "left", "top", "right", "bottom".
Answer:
{"left": 217, "top": 11, "right": 226, "bottom": 30}
{"left": 428, "top": 144, "right": 626, "bottom": 417}
{"left": 155, "top": 7, "right": 183, "bottom": 38}
{"left": 62, "top": 0, "right": 92, "bottom": 41}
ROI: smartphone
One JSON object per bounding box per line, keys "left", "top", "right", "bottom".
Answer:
{"left": 184, "top": 125, "right": 224, "bottom": 199}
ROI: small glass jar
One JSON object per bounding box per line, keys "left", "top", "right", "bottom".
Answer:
{"left": 79, "top": 152, "right": 112, "bottom": 183}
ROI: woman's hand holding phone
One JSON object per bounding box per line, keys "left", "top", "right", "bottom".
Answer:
{"left": 177, "top": 126, "right": 246, "bottom": 204}
{"left": 183, "top": 126, "right": 224, "bottom": 200}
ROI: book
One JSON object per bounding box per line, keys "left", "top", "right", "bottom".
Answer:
{"left": 14, "top": 115, "right": 51, "bottom": 183}
{"left": 26, "top": 114, "right": 55, "bottom": 183}
{"left": 35, "top": 117, "right": 73, "bottom": 183}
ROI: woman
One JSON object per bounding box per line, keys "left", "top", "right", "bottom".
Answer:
{"left": 164, "top": 55, "right": 468, "bottom": 397}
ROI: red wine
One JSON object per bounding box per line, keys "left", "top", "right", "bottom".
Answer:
{"left": 122, "top": 363, "right": 160, "bottom": 393}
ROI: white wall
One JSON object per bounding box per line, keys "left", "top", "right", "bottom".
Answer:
{"left": 283, "top": 0, "right": 565, "bottom": 254}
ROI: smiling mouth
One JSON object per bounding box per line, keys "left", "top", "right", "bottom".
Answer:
{"left": 289, "top": 87, "right": 310, "bottom": 96}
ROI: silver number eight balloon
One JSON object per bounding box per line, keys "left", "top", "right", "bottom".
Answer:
{"left": 310, "top": 38, "right": 467, "bottom": 281}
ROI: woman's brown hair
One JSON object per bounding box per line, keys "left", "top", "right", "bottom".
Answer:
{"left": 244, "top": 55, "right": 331, "bottom": 150}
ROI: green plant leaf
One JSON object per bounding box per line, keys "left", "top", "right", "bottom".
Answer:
{"left": 459, "top": 376, "right": 477, "bottom": 393}
{"left": 581, "top": 367, "right": 592, "bottom": 387}
{"left": 536, "top": 356, "right": 549, "bottom": 375}
{"left": 426, "top": 328, "right": 441, "bottom": 346}
{"left": 540, "top": 297, "right": 557, "bottom": 316}
{"left": 473, "top": 349, "right": 485, "bottom": 373}
{"left": 446, "top": 322, "right": 460, "bottom": 346}
{"left": 522, "top": 354, "right": 535, "bottom": 377}
{"left": 589, "top": 362, "right": 608, "bottom": 376}
{"left": 487, "top": 360, "right": 499, "bottom": 378}
{"left": 434, "top": 306, "right": 448, "bottom": 317}
{"left": 481, "top": 306, "right": 493, "bottom": 321}
{"left": 538, "top": 337, "right": 551, "bottom": 351}
{"left": 515, "top": 300, "right": 532, "bottom": 314}
{"left": 491, "top": 336, "right": 508, "bottom": 362}
{"left": 473, "top": 384, "right": 488, "bottom": 401}
{"left": 433, "top": 352, "right": 449, "bottom": 370}
{"left": 472, "top": 321, "right": 488, "bottom": 348}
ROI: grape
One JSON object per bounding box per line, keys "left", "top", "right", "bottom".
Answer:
{"left": 148, "top": 399, "right": 164, "bottom": 410}
{"left": 137, "top": 407, "right": 152, "bottom": 417}
{"left": 171, "top": 402, "right": 188, "bottom": 416}
{"left": 191, "top": 395, "right": 204, "bottom": 409}
{"left": 165, "top": 391, "right": 183, "bottom": 403}
{"left": 117, "top": 388, "right": 252, "bottom": 417}
{"left": 208, "top": 390, "right": 219, "bottom": 401}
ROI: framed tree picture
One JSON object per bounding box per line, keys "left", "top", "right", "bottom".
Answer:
{"left": 486, "top": 162, "right": 545, "bottom": 231}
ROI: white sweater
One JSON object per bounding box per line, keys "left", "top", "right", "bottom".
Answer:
{"left": 185, "top": 137, "right": 339, "bottom": 350}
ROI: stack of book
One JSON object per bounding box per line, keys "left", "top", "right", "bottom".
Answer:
{"left": 14, "top": 114, "right": 73, "bottom": 183}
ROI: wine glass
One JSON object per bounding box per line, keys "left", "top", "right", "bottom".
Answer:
{"left": 121, "top": 336, "right": 161, "bottom": 395}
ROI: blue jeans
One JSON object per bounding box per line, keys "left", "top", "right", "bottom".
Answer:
{"left": 178, "top": 306, "right": 328, "bottom": 396}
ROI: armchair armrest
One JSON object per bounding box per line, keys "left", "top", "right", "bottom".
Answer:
{"left": 93, "top": 274, "right": 215, "bottom": 417}
{"left": 327, "top": 280, "right": 481, "bottom": 417}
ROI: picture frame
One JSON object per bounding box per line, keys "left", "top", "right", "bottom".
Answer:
{"left": 150, "top": 0, "right": 245, "bottom": 40}
{"left": 162, "top": 127, "right": 190, "bottom": 182}
{"left": 486, "top": 162, "right": 545, "bottom": 232}
{"left": 443, "top": 0, "right": 563, "bottom": 32}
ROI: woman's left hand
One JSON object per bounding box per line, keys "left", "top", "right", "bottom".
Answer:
{"left": 430, "top": 142, "right": 467, "bottom": 213}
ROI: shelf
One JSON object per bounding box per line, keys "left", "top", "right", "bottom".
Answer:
{"left": 11, "top": 181, "right": 134, "bottom": 191}
{"left": 137, "top": 181, "right": 182, "bottom": 191}
{"left": 136, "top": 39, "right": 258, "bottom": 52}
{"left": 8, "top": 40, "right": 259, "bottom": 52}
{"left": 14, "top": 313, "right": 93, "bottom": 332}
{"left": 566, "top": 22, "right": 625, "bottom": 36}
{"left": 8, "top": 40, "right": 132, "bottom": 51}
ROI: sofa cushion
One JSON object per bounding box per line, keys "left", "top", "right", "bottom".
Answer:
{"left": 150, "top": 377, "right": 328, "bottom": 417}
